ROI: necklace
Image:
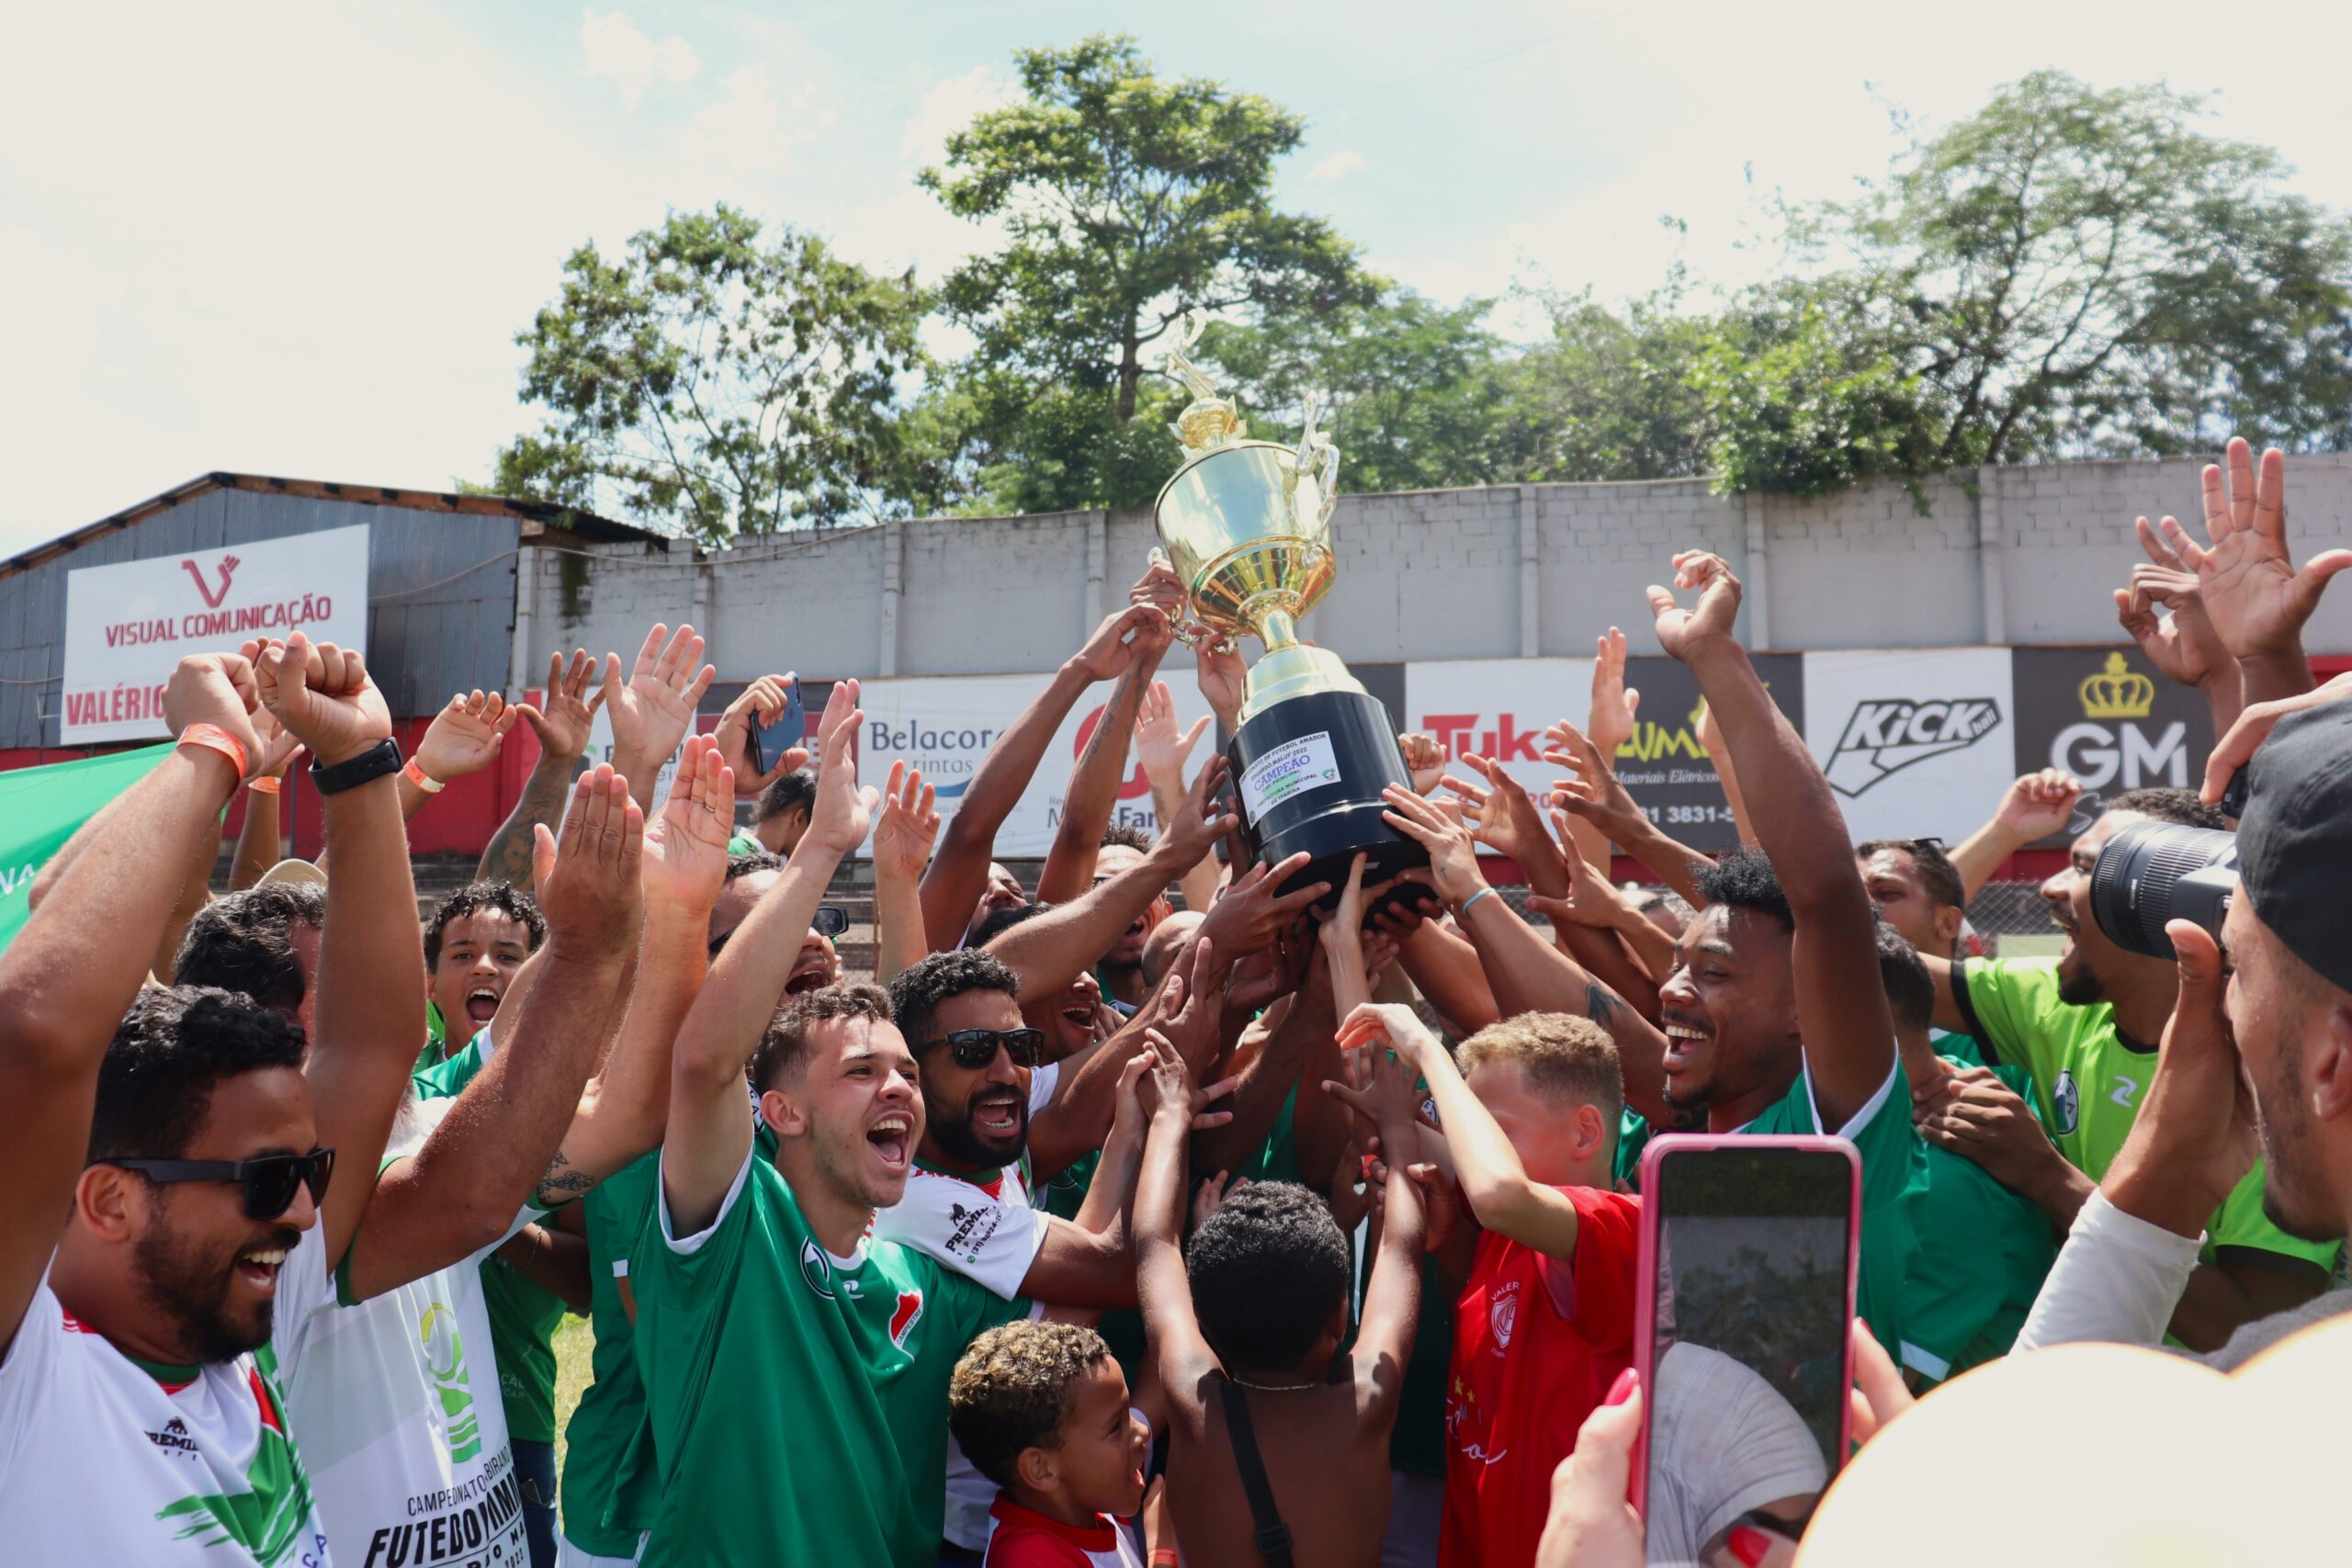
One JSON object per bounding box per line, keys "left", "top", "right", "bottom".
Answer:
{"left": 1226, "top": 1373, "right": 1320, "bottom": 1393}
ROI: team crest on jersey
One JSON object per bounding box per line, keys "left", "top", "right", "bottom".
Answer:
{"left": 1489, "top": 1280, "right": 1520, "bottom": 1351}
{"left": 888, "top": 1289, "right": 925, "bottom": 1348}
{"left": 2052, "top": 1070, "right": 2081, "bottom": 1135}
{"left": 800, "top": 1238, "right": 836, "bottom": 1299}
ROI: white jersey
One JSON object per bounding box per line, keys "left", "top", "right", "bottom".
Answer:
{"left": 273, "top": 1094, "right": 538, "bottom": 1568}
{"left": 0, "top": 1277, "right": 333, "bottom": 1566}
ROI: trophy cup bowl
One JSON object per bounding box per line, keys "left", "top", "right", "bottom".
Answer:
{"left": 1152, "top": 329, "right": 1426, "bottom": 910}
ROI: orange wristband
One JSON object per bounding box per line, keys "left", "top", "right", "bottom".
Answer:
{"left": 401, "top": 758, "right": 445, "bottom": 795}
{"left": 178, "top": 723, "right": 249, "bottom": 782}
{"left": 1150, "top": 1552, "right": 1179, "bottom": 1566}
{"left": 246, "top": 775, "right": 281, "bottom": 795}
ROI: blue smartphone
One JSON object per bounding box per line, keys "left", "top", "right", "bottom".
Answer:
{"left": 753, "top": 680, "right": 805, "bottom": 777}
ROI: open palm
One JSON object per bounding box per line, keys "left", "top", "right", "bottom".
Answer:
{"left": 2161, "top": 439, "right": 2352, "bottom": 660}
{"left": 640, "top": 736, "right": 733, "bottom": 913}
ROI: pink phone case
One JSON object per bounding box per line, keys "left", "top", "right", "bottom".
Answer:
{"left": 1628, "top": 1133, "right": 1861, "bottom": 1522}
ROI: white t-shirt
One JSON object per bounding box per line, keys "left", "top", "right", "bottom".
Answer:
{"left": 273, "top": 1094, "right": 539, "bottom": 1568}
{"left": 873, "top": 1154, "right": 1054, "bottom": 1549}
{"left": 0, "top": 1278, "right": 334, "bottom": 1566}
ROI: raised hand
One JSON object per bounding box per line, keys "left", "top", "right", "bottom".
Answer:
{"left": 1129, "top": 550, "right": 1190, "bottom": 623}
{"left": 2202, "top": 671, "right": 2352, "bottom": 803}
{"left": 1200, "top": 852, "right": 1329, "bottom": 957}
{"left": 871, "top": 761, "right": 941, "bottom": 884}
{"left": 515, "top": 649, "right": 601, "bottom": 762}
{"left": 246, "top": 631, "right": 392, "bottom": 767}
{"left": 1337, "top": 1000, "right": 1441, "bottom": 1076}
{"left": 1135, "top": 680, "right": 1211, "bottom": 784}
{"left": 2116, "top": 518, "right": 2233, "bottom": 689}
{"left": 1193, "top": 640, "right": 1249, "bottom": 729}
{"left": 1645, "top": 550, "right": 1744, "bottom": 662}
{"left": 1317, "top": 852, "right": 1372, "bottom": 950}
{"left": 1157, "top": 753, "right": 1240, "bottom": 868}
{"left": 164, "top": 652, "right": 264, "bottom": 773}
{"left": 1069, "top": 604, "right": 1171, "bottom": 683}
{"left": 529, "top": 764, "right": 645, "bottom": 961}
{"left": 711, "top": 674, "right": 809, "bottom": 797}
{"left": 1526, "top": 839, "right": 1631, "bottom": 931}
{"left": 640, "top": 734, "right": 734, "bottom": 915}
{"left": 249, "top": 705, "right": 305, "bottom": 781}
{"left": 2158, "top": 438, "right": 2352, "bottom": 660}
{"left": 414, "top": 689, "right": 518, "bottom": 784}
{"left": 1381, "top": 785, "right": 1487, "bottom": 905}
{"left": 1193, "top": 1170, "right": 1242, "bottom": 1229}
{"left": 1396, "top": 732, "right": 1446, "bottom": 795}
{"left": 602, "top": 623, "right": 717, "bottom": 774}
{"left": 1444, "top": 753, "right": 1568, "bottom": 884}
{"left": 1544, "top": 719, "right": 1654, "bottom": 848}
{"left": 803, "top": 678, "right": 877, "bottom": 857}
{"left": 1589, "top": 626, "right": 1640, "bottom": 759}
{"left": 1994, "top": 768, "right": 2084, "bottom": 843}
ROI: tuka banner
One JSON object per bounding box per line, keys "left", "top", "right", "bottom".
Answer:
{"left": 2009, "top": 646, "right": 2216, "bottom": 848}
{"left": 1611, "top": 654, "right": 1804, "bottom": 851}
{"left": 62, "top": 525, "right": 370, "bottom": 743}
{"left": 0, "top": 743, "right": 175, "bottom": 947}
{"left": 1801, "top": 648, "right": 2017, "bottom": 843}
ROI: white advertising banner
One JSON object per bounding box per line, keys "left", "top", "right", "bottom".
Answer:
{"left": 1401, "top": 657, "right": 1597, "bottom": 801}
{"left": 856, "top": 672, "right": 1216, "bottom": 859}
{"left": 1801, "top": 648, "right": 2017, "bottom": 843}
{"left": 61, "top": 525, "right": 371, "bottom": 744}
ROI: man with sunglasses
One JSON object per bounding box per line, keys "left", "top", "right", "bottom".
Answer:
{"left": 876, "top": 948, "right": 1164, "bottom": 1559}
{"left": 0, "top": 640, "right": 424, "bottom": 1562}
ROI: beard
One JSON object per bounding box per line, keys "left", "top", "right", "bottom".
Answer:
{"left": 2055, "top": 950, "right": 2107, "bottom": 1008}
{"left": 930, "top": 1095, "right": 1027, "bottom": 1168}
{"left": 131, "top": 1221, "right": 297, "bottom": 1363}
{"left": 2256, "top": 1046, "right": 2342, "bottom": 1244}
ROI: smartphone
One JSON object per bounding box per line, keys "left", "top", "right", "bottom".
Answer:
{"left": 752, "top": 680, "right": 805, "bottom": 778}
{"left": 1632, "top": 1134, "right": 1859, "bottom": 1563}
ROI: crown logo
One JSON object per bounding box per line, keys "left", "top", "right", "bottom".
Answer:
{"left": 2079, "top": 652, "right": 2155, "bottom": 720}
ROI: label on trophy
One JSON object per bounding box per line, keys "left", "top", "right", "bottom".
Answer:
{"left": 1238, "top": 731, "right": 1341, "bottom": 826}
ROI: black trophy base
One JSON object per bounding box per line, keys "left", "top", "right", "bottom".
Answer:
{"left": 1227, "top": 689, "right": 1430, "bottom": 916}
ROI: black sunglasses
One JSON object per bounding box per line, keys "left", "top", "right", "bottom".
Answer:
{"left": 914, "top": 1028, "right": 1046, "bottom": 1070}
{"left": 100, "top": 1146, "right": 336, "bottom": 1220}
{"left": 708, "top": 904, "right": 850, "bottom": 957}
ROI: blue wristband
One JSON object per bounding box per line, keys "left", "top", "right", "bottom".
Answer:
{"left": 1456, "top": 886, "right": 1496, "bottom": 919}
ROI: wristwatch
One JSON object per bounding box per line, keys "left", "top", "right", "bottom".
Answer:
{"left": 309, "top": 738, "right": 404, "bottom": 796}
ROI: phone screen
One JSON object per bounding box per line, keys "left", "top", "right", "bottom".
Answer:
{"left": 1643, "top": 1143, "right": 1854, "bottom": 1562}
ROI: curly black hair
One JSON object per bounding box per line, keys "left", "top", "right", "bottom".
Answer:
{"left": 1871, "top": 922, "right": 1935, "bottom": 1035}
{"left": 422, "top": 882, "right": 546, "bottom": 968}
{"left": 949, "top": 1321, "right": 1114, "bottom": 1489}
{"left": 726, "top": 849, "right": 785, "bottom": 883}
{"left": 1855, "top": 838, "right": 1966, "bottom": 913}
{"left": 1185, "top": 1181, "right": 1351, "bottom": 1373}
{"left": 888, "top": 948, "right": 1021, "bottom": 1052}
{"left": 175, "top": 883, "right": 327, "bottom": 1014}
{"left": 2107, "top": 787, "right": 2231, "bottom": 832}
{"left": 752, "top": 981, "right": 893, "bottom": 1093}
{"left": 755, "top": 770, "right": 817, "bottom": 827}
{"left": 1692, "top": 848, "right": 1793, "bottom": 933}
{"left": 89, "top": 986, "right": 310, "bottom": 1162}
{"left": 1100, "top": 824, "right": 1155, "bottom": 853}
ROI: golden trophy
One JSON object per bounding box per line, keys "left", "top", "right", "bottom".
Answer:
{"left": 1152, "top": 311, "right": 1425, "bottom": 900}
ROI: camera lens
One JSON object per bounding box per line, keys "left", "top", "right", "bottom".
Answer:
{"left": 2088, "top": 822, "right": 2239, "bottom": 960}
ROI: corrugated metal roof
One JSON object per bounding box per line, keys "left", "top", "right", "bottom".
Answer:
{"left": 0, "top": 470, "right": 668, "bottom": 581}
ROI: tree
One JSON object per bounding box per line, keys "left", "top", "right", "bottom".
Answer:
{"left": 494, "top": 205, "right": 937, "bottom": 545}
{"left": 1794, "top": 71, "right": 2352, "bottom": 468}
{"left": 1481, "top": 284, "right": 1718, "bottom": 484}
{"left": 922, "top": 34, "right": 1373, "bottom": 511}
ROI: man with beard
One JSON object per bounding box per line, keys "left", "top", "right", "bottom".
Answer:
{"left": 1089, "top": 829, "right": 1170, "bottom": 1012}
{"left": 1909, "top": 784, "right": 2337, "bottom": 1347}
{"left": 0, "top": 642, "right": 422, "bottom": 1562}
{"left": 876, "top": 948, "right": 1165, "bottom": 1558}
{"left": 418, "top": 881, "right": 544, "bottom": 1067}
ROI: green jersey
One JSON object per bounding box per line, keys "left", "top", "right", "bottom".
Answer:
{"left": 1956, "top": 959, "right": 2341, "bottom": 1279}
{"left": 630, "top": 1148, "right": 1029, "bottom": 1568}
{"left": 560, "top": 1155, "right": 662, "bottom": 1559}
{"left": 1897, "top": 1143, "right": 2055, "bottom": 1384}
{"left": 413, "top": 1034, "right": 571, "bottom": 1444}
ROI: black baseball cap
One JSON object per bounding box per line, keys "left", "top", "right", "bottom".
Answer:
{"left": 2238, "top": 701, "right": 2352, "bottom": 994}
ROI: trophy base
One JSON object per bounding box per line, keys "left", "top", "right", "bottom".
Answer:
{"left": 1227, "top": 689, "right": 1430, "bottom": 916}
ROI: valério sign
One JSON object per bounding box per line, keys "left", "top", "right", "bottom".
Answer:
{"left": 62, "top": 525, "right": 370, "bottom": 743}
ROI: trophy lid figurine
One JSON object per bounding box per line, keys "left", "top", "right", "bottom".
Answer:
{"left": 1151, "top": 310, "right": 1427, "bottom": 903}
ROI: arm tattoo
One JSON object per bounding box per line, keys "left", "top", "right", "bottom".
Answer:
{"left": 1585, "top": 981, "right": 1625, "bottom": 1027}
{"left": 534, "top": 1147, "right": 601, "bottom": 1208}
{"left": 478, "top": 757, "right": 575, "bottom": 890}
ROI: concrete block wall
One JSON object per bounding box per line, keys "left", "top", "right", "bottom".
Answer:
{"left": 520, "top": 455, "right": 2352, "bottom": 683}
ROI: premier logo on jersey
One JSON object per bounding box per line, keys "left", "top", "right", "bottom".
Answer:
{"left": 888, "top": 1289, "right": 925, "bottom": 1349}
{"left": 1826, "top": 697, "right": 2002, "bottom": 795}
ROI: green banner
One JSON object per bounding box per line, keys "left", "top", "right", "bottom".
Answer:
{"left": 0, "top": 744, "right": 177, "bottom": 947}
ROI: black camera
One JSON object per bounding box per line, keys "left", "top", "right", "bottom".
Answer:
{"left": 2088, "top": 822, "right": 2238, "bottom": 960}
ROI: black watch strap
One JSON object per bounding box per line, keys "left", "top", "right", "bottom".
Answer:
{"left": 309, "top": 738, "right": 403, "bottom": 796}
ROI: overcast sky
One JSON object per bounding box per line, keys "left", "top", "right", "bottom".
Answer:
{"left": 9, "top": 0, "right": 2352, "bottom": 555}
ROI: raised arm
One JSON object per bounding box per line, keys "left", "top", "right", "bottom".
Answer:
{"left": 1018, "top": 1051, "right": 1160, "bottom": 1309}
{"left": 1652, "top": 552, "right": 1893, "bottom": 1128}
{"left": 0, "top": 655, "right": 259, "bottom": 1349}
{"left": 1544, "top": 720, "right": 1713, "bottom": 910}
{"left": 1135, "top": 680, "right": 1221, "bottom": 912}
{"left": 664, "top": 682, "right": 873, "bottom": 1234}
{"left": 480, "top": 649, "right": 599, "bottom": 890}
{"left": 2117, "top": 517, "right": 2245, "bottom": 739}
{"left": 401, "top": 690, "right": 519, "bottom": 821}
{"left": 1951, "top": 770, "right": 2083, "bottom": 905}
{"left": 1692, "top": 699, "right": 1759, "bottom": 851}
{"left": 252, "top": 632, "right": 424, "bottom": 1267}
{"left": 599, "top": 623, "right": 716, "bottom": 814}
{"left": 1320, "top": 1010, "right": 1427, "bottom": 1393}
{"left": 342, "top": 765, "right": 642, "bottom": 1300}
{"left": 1036, "top": 611, "right": 1170, "bottom": 904}
{"left": 1136, "top": 1042, "right": 1220, "bottom": 1400}
{"left": 709, "top": 674, "right": 811, "bottom": 804}
{"left": 228, "top": 710, "right": 304, "bottom": 893}
{"left": 870, "top": 762, "right": 940, "bottom": 985}
{"left": 921, "top": 606, "right": 1164, "bottom": 950}
{"left": 2165, "top": 438, "right": 2349, "bottom": 706}
{"left": 1568, "top": 626, "right": 1641, "bottom": 871}
{"left": 1028, "top": 936, "right": 1230, "bottom": 1179}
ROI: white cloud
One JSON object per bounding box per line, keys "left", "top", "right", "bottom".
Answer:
{"left": 676, "top": 63, "right": 837, "bottom": 184}
{"left": 1307, "top": 150, "right": 1367, "bottom": 181}
{"left": 899, "top": 64, "right": 1016, "bottom": 169}
{"left": 578, "top": 8, "right": 698, "bottom": 108}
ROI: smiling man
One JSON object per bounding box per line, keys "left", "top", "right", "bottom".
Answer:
{"left": 420, "top": 882, "right": 544, "bottom": 1065}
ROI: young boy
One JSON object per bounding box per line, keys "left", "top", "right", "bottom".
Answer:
{"left": 1333, "top": 1002, "right": 1640, "bottom": 1568}
{"left": 950, "top": 1321, "right": 1152, "bottom": 1568}
{"left": 1137, "top": 1021, "right": 1428, "bottom": 1567}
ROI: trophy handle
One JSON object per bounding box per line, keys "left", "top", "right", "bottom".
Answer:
{"left": 1295, "top": 394, "right": 1342, "bottom": 525}
{"left": 1147, "top": 545, "right": 1238, "bottom": 653}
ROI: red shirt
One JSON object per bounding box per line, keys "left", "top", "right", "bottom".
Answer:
{"left": 1440, "top": 1186, "right": 1641, "bottom": 1568}
{"left": 982, "top": 1495, "right": 1145, "bottom": 1568}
